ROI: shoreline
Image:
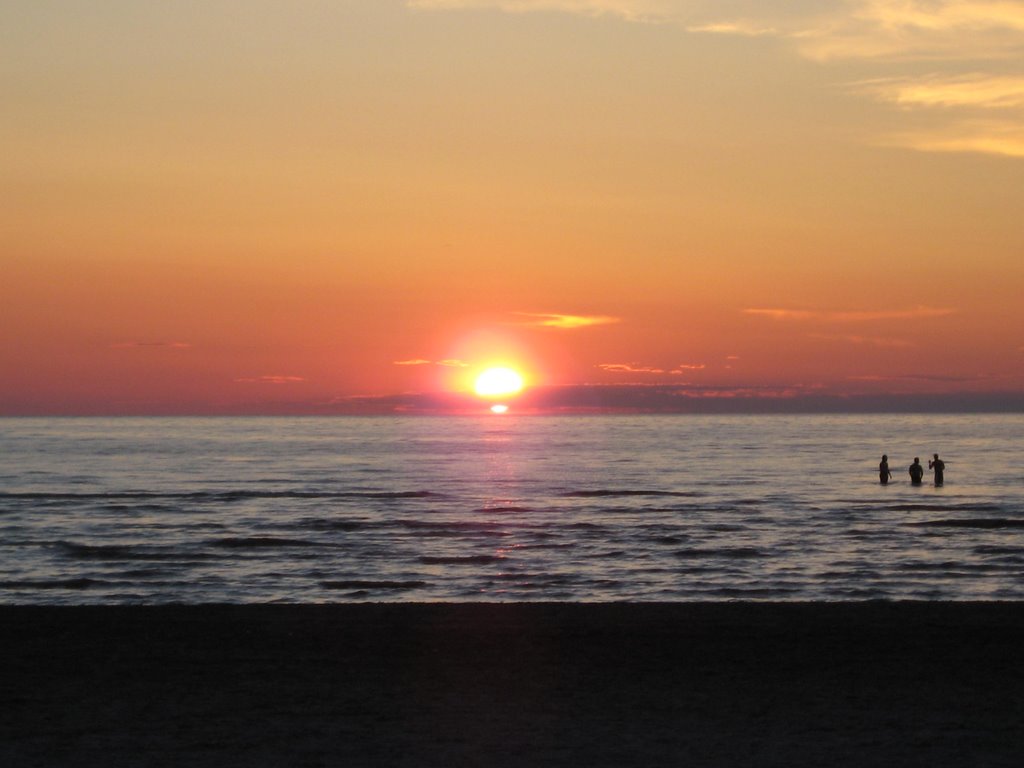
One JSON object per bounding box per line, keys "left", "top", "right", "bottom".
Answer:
{"left": 3, "top": 602, "right": 1023, "bottom": 766}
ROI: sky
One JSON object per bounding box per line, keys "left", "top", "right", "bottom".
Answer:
{"left": 3, "top": 0, "right": 1024, "bottom": 414}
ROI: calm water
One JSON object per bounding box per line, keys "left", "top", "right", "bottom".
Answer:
{"left": 1, "top": 415, "right": 1023, "bottom": 603}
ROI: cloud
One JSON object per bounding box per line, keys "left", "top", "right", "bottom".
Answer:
{"left": 858, "top": 74, "right": 1024, "bottom": 109}
{"left": 111, "top": 341, "right": 191, "bottom": 349}
{"left": 685, "top": 20, "right": 777, "bottom": 37}
{"left": 393, "top": 358, "right": 470, "bottom": 367}
{"left": 855, "top": 74, "right": 1024, "bottom": 158}
{"left": 409, "top": 1, "right": 1024, "bottom": 159}
{"left": 744, "top": 306, "right": 956, "bottom": 322}
{"left": 848, "top": 373, "right": 983, "bottom": 383}
{"left": 599, "top": 361, "right": 705, "bottom": 374}
{"left": 785, "top": 1, "right": 1024, "bottom": 63}
{"left": 694, "top": 3, "right": 1024, "bottom": 158}
{"left": 241, "top": 383, "right": 1024, "bottom": 415}
{"left": 412, "top": 0, "right": 1024, "bottom": 58}
{"left": 406, "top": 0, "right": 677, "bottom": 21}
{"left": 234, "top": 375, "right": 306, "bottom": 384}
{"left": 598, "top": 362, "right": 667, "bottom": 374}
{"left": 809, "top": 333, "right": 913, "bottom": 348}
{"left": 411, "top": 1, "right": 1024, "bottom": 63}
{"left": 878, "top": 120, "right": 1024, "bottom": 158}
{"left": 513, "top": 312, "right": 622, "bottom": 329}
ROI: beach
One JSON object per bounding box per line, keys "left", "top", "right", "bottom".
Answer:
{"left": 2, "top": 602, "right": 1023, "bottom": 766}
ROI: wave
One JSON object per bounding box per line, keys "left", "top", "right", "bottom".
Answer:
{"left": 561, "top": 489, "right": 702, "bottom": 498}
{"left": 673, "top": 546, "right": 765, "bottom": 559}
{"left": 909, "top": 519, "right": 1024, "bottom": 529}
{"left": 974, "top": 545, "right": 1024, "bottom": 555}
{"left": 399, "top": 521, "right": 514, "bottom": 537}
{"left": 884, "top": 503, "right": 1004, "bottom": 513}
{"left": 0, "top": 489, "right": 442, "bottom": 502}
{"left": 419, "top": 555, "right": 506, "bottom": 565}
{"left": 320, "top": 580, "right": 426, "bottom": 591}
{"left": 299, "top": 518, "right": 375, "bottom": 532}
{"left": 57, "top": 542, "right": 212, "bottom": 561}
{"left": 210, "top": 536, "right": 321, "bottom": 549}
{"left": 0, "top": 577, "right": 98, "bottom": 590}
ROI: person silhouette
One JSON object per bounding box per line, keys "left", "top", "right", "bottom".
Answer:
{"left": 879, "top": 454, "right": 892, "bottom": 485}
{"left": 929, "top": 453, "right": 945, "bottom": 486}
{"left": 909, "top": 457, "right": 924, "bottom": 485}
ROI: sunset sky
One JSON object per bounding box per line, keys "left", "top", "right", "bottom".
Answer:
{"left": 3, "top": 1, "right": 1024, "bottom": 414}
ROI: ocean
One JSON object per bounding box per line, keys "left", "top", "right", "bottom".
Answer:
{"left": 1, "top": 414, "right": 1022, "bottom": 603}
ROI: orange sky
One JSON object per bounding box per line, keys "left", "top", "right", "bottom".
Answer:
{"left": 3, "top": 1, "right": 1024, "bottom": 414}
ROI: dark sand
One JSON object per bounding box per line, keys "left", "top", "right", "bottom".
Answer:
{"left": 3, "top": 602, "right": 1023, "bottom": 767}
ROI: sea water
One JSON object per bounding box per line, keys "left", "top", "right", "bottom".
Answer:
{"left": 1, "top": 414, "right": 1022, "bottom": 603}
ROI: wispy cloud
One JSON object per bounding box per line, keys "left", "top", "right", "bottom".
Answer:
{"left": 599, "top": 362, "right": 667, "bottom": 374}
{"left": 697, "top": 3, "right": 1024, "bottom": 157}
{"left": 809, "top": 333, "right": 913, "bottom": 348}
{"left": 513, "top": 312, "right": 622, "bottom": 329}
{"left": 406, "top": 0, "right": 675, "bottom": 22}
{"left": 787, "top": 1, "right": 1024, "bottom": 63}
{"left": 111, "top": 341, "right": 191, "bottom": 349}
{"left": 855, "top": 74, "right": 1024, "bottom": 158}
{"left": 745, "top": 306, "right": 956, "bottom": 323}
{"left": 859, "top": 74, "right": 1024, "bottom": 109}
{"left": 878, "top": 120, "right": 1024, "bottom": 158}
{"left": 685, "top": 20, "right": 776, "bottom": 37}
{"left": 393, "top": 358, "right": 470, "bottom": 367}
{"left": 412, "top": 0, "right": 1024, "bottom": 60}
{"left": 599, "top": 361, "right": 705, "bottom": 374}
{"left": 410, "top": 1, "right": 1024, "bottom": 159}
{"left": 848, "top": 373, "right": 984, "bottom": 383}
{"left": 234, "top": 375, "right": 306, "bottom": 384}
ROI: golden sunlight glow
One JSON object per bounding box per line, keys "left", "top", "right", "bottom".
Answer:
{"left": 474, "top": 367, "right": 524, "bottom": 398}
{"left": 490, "top": 404, "right": 509, "bottom": 414}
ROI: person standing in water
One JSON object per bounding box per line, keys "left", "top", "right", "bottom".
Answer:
{"left": 879, "top": 455, "right": 893, "bottom": 485}
{"left": 929, "top": 453, "right": 945, "bottom": 486}
{"left": 909, "top": 457, "right": 924, "bottom": 485}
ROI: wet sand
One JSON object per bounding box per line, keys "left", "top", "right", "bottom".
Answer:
{"left": 3, "top": 602, "right": 1023, "bottom": 767}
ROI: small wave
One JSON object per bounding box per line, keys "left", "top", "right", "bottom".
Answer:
{"left": 974, "top": 545, "right": 1024, "bottom": 555}
{"left": 705, "top": 586, "right": 803, "bottom": 598}
{"left": 561, "top": 489, "right": 701, "bottom": 498}
{"left": 654, "top": 536, "right": 687, "bottom": 545}
{"left": 897, "top": 561, "right": 976, "bottom": 572}
{"left": 400, "top": 521, "right": 512, "bottom": 538}
{"left": 419, "top": 555, "right": 505, "bottom": 565}
{"left": 909, "top": 519, "right": 1024, "bottom": 529}
{"left": 673, "top": 546, "right": 765, "bottom": 559}
{"left": 210, "top": 536, "right": 320, "bottom": 549}
{"left": 57, "top": 542, "right": 210, "bottom": 561}
{"left": 298, "top": 518, "right": 374, "bottom": 532}
{"left": 0, "top": 489, "right": 442, "bottom": 502}
{"left": 320, "top": 580, "right": 426, "bottom": 591}
{"left": 474, "top": 506, "right": 533, "bottom": 514}
{"left": 885, "top": 503, "right": 1004, "bottom": 513}
{"left": 0, "top": 578, "right": 97, "bottom": 590}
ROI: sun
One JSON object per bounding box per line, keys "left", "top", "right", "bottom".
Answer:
{"left": 474, "top": 367, "right": 524, "bottom": 398}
